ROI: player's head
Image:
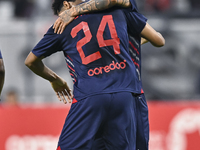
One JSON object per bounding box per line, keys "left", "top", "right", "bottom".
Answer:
{"left": 52, "top": 0, "right": 76, "bottom": 16}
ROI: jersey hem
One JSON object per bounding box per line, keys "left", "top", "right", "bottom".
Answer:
{"left": 73, "top": 89, "right": 142, "bottom": 101}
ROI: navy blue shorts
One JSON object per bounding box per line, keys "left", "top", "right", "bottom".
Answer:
{"left": 57, "top": 92, "right": 141, "bottom": 150}
{"left": 136, "top": 94, "right": 149, "bottom": 150}
{"left": 91, "top": 94, "right": 149, "bottom": 150}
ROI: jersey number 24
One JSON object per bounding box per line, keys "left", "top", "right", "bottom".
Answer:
{"left": 71, "top": 15, "right": 120, "bottom": 65}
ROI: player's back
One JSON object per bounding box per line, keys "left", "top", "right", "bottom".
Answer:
{"left": 44, "top": 9, "right": 142, "bottom": 100}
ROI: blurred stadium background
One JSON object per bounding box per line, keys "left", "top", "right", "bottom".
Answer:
{"left": 0, "top": 0, "right": 200, "bottom": 150}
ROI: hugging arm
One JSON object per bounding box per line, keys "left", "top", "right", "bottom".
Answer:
{"left": 141, "top": 23, "right": 165, "bottom": 47}
{"left": 71, "top": 0, "right": 131, "bottom": 15}
{"left": 53, "top": 0, "right": 131, "bottom": 34}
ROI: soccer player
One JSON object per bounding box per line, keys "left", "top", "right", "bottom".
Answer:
{"left": 25, "top": 0, "right": 160, "bottom": 149}
{"left": 52, "top": 1, "right": 165, "bottom": 150}
{"left": 89, "top": 22, "right": 165, "bottom": 150}
{"left": 0, "top": 50, "right": 5, "bottom": 96}
{"left": 127, "top": 20, "right": 165, "bottom": 150}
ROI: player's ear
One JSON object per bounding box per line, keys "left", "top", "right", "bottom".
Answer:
{"left": 63, "top": 1, "right": 72, "bottom": 9}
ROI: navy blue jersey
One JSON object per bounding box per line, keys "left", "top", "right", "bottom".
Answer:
{"left": 0, "top": 50, "right": 2, "bottom": 59}
{"left": 32, "top": 9, "right": 144, "bottom": 100}
{"left": 126, "top": 12, "right": 147, "bottom": 93}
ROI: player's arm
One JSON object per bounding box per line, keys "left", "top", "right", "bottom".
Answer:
{"left": 70, "top": 0, "right": 131, "bottom": 15}
{"left": 125, "top": 11, "right": 164, "bottom": 47}
{"left": 53, "top": 0, "right": 131, "bottom": 34}
{"left": 0, "top": 59, "right": 5, "bottom": 95}
{"left": 25, "top": 52, "right": 72, "bottom": 104}
{"left": 140, "top": 23, "right": 165, "bottom": 47}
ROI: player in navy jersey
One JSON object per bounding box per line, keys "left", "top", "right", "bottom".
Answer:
{"left": 127, "top": 14, "right": 165, "bottom": 150}
{"left": 53, "top": 1, "right": 165, "bottom": 149}
{"left": 25, "top": 0, "right": 141, "bottom": 149}
{"left": 92, "top": 13, "right": 164, "bottom": 150}
{"left": 25, "top": 0, "right": 164, "bottom": 149}
{"left": 0, "top": 50, "right": 5, "bottom": 96}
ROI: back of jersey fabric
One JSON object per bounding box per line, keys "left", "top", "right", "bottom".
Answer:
{"left": 32, "top": 9, "right": 142, "bottom": 100}
{"left": 63, "top": 9, "right": 142, "bottom": 100}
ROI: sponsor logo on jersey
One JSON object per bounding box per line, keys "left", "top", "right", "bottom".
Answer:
{"left": 88, "top": 60, "right": 127, "bottom": 76}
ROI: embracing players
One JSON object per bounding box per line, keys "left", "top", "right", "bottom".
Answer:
{"left": 52, "top": 0, "right": 165, "bottom": 149}
{"left": 25, "top": 0, "right": 165, "bottom": 149}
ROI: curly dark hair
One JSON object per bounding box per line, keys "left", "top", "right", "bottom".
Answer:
{"left": 52, "top": 0, "right": 75, "bottom": 16}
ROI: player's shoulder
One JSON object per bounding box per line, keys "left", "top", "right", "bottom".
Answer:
{"left": 45, "top": 25, "right": 56, "bottom": 35}
{"left": 45, "top": 25, "right": 67, "bottom": 36}
{"left": 42, "top": 25, "right": 67, "bottom": 40}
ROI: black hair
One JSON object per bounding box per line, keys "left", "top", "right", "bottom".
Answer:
{"left": 52, "top": 0, "right": 65, "bottom": 16}
{"left": 52, "top": 0, "right": 75, "bottom": 16}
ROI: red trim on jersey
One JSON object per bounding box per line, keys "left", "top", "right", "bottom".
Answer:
{"left": 141, "top": 89, "right": 144, "bottom": 94}
{"left": 70, "top": 73, "right": 74, "bottom": 77}
{"left": 67, "top": 55, "right": 73, "bottom": 62}
{"left": 129, "top": 41, "right": 139, "bottom": 54}
{"left": 74, "top": 15, "right": 83, "bottom": 20}
{"left": 74, "top": 14, "right": 88, "bottom": 20}
{"left": 72, "top": 98, "right": 78, "bottom": 104}
{"left": 131, "top": 58, "right": 140, "bottom": 68}
{"left": 57, "top": 146, "right": 61, "bottom": 150}
{"left": 67, "top": 64, "right": 75, "bottom": 72}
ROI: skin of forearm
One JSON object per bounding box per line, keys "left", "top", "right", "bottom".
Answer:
{"left": 141, "top": 23, "right": 165, "bottom": 47}
{"left": 149, "top": 32, "right": 165, "bottom": 47}
{"left": 156, "top": 32, "right": 165, "bottom": 46}
{"left": 70, "top": 0, "right": 130, "bottom": 17}
{"left": 25, "top": 59, "right": 59, "bottom": 83}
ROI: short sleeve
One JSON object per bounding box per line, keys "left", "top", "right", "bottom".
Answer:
{"left": 0, "top": 50, "right": 2, "bottom": 59}
{"left": 124, "top": 11, "right": 147, "bottom": 36}
{"left": 32, "top": 27, "right": 63, "bottom": 58}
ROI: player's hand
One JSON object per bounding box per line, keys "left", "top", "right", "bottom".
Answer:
{"left": 53, "top": 8, "right": 75, "bottom": 34}
{"left": 50, "top": 77, "right": 73, "bottom": 104}
{"left": 141, "top": 37, "right": 149, "bottom": 45}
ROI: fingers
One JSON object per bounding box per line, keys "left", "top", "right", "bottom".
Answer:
{"left": 57, "top": 22, "right": 64, "bottom": 34}
{"left": 56, "top": 22, "right": 67, "bottom": 34}
{"left": 65, "top": 89, "right": 73, "bottom": 102}
{"left": 53, "top": 17, "right": 75, "bottom": 34}
{"left": 57, "top": 91, "right": 67, "bottom": 104}
{"left": 56, "top": 92, "right": 62, "bottom": 102}
{"left": 60, "top": 23, "right": 67, "bottom": 34}
{"left": 61, "top": 91, "right": 68, "bottom": 104}
{"left": 56, "top": 92, "right": 67, "bottom": 104}
{"left": 65, "top": 89, "right": 73, "bottom": 99}
{"left": 56, "top": 89, "right": 73, "bottom": 104}
{"left": 53, "top": 18, "right": 62, "bottom": 34}
{"left": 53, "top": 20, "right": 65, "bottom": 34}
